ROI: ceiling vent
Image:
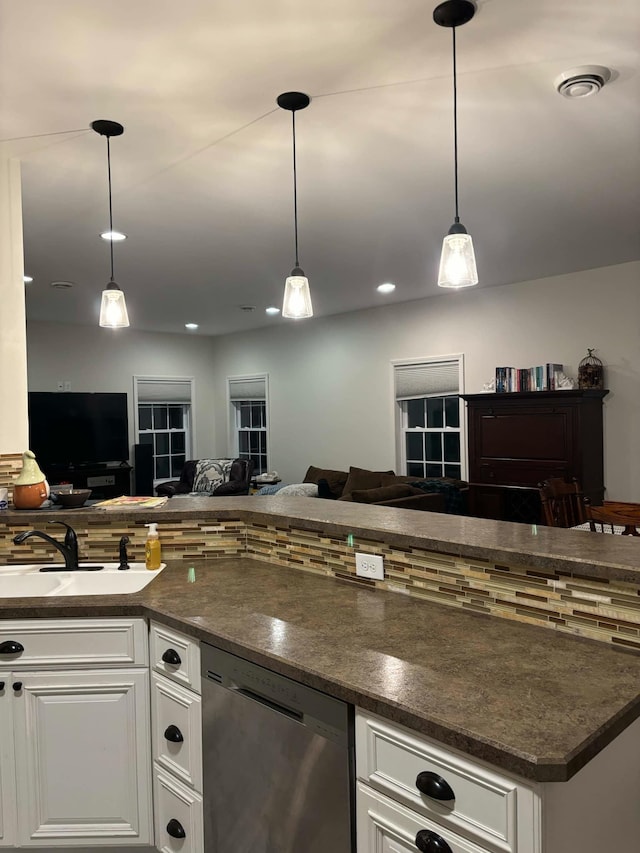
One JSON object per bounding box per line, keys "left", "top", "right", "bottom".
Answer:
{"left": 50, "top": 280, "right": 74, "bottom": 289}
{"left": 555, "top": 65, "right": 611, "bottom": 99}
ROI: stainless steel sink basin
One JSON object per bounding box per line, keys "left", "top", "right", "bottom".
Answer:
{"left": 0, "top": 563, "right": 166, "bottom": 597}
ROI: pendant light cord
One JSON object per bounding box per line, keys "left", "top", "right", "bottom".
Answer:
{"left": 452, "top": 25, "right": 460, "bottom": 224}
{"left": 291, "top": 110, "right": 300, "bottom": 268}
{"left": 106, "top": 136, "right": 115, "bottom": 281}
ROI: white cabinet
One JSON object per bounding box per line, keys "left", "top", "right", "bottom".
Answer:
{"left": 0, "top": 619, "right": 152, "bottom": 848}
{"left": 150, "top": 622, "right": 203, "bottom": 853}
{"left": 356, "top": 710, "right": 640, "bottom": 853}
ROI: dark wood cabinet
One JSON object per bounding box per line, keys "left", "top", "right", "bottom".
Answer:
{"left": 462, "top": 390, "right": 608, "bottom": 522}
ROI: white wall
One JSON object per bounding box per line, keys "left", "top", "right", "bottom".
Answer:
{"left": 24, "top": 262, "right": 640, "bottom": 499}
{"left": 26, "top": 323, "right": 218, "bottom": 461}
{"left": 209, "top": 261, "right": 640, "bottom": 499}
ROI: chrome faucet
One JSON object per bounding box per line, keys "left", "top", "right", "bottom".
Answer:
{"left": 13, "top": 521, "right": 79, "bottom": 570}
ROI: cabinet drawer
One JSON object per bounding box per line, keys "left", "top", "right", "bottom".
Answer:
{"left": 0, "top": 618, "right": 148, "bottom": 667}
{"left": 357, "top": 782, "right": 488, "bottom": 853}
{"left": 154, "top": 766, "right": 203, "bottom": 853}
{"left": 357, "top": 712, "right": 534, "bottom": 853}
{"left": 150, "top": 621, "right": 201, "bottom": 693}
{"left": 152, "top": 671, "right": 203, "bottom": 790}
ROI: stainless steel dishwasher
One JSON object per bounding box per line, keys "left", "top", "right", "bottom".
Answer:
{"left": 201, "top": 642, "right": 355, "bottom": 852}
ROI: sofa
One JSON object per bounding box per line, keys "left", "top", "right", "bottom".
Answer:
{"left": 156, "top": 458, "right": 254, "bottom": 498}
{"left": 302, "top": 465, "right": 468, "bottom": 513}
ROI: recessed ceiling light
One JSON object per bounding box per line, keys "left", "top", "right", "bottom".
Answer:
{"left": 554, "top": 65, "right": 611, "bottom": 99}
{"left": 100, "top": 230, "right": 127, "bottom": 241}
{"left": 185, "top": 323, "right": 199, "bottom": 330}
{"left": 50, "top": 280, "right": 74, "bottom": 289}
{"left": 377, "top": 282, "right": 396, "bottom": 294}
{"left": 265, "top": 306, "right": 280, "bottom": 315}
{"left": 23, "top": 275, "right": 33, "bottom": 283}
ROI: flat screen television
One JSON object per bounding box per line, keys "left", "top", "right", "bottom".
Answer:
{"left": 28, "top": 392, "right": 129, "bottom": 468}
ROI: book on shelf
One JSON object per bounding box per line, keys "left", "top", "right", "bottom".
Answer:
{"left": 92, "top": 495, "right": 168, "bottom": 510}
{"left": 495, "top": 363, "right": 563, "bottom": 392}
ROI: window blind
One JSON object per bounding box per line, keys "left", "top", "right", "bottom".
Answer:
{"left": 137, "top": 379, "right": 192, "bottom": 403}
{"left": 228, "top": 377, "right": 266, "bottom": 401}
{"left": 394, "top": 361, "right": 460, "bottom": 400}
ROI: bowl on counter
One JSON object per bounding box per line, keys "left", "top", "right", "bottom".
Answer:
{"left": 55, "top": 488, "right": 92, "bottom": 508}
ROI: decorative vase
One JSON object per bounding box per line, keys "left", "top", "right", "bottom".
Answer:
{"left": 12, "top": 450, "right": 50, "bottom": 509}
{"left": 578, "top": 349, "right": 604, "bottom": 390}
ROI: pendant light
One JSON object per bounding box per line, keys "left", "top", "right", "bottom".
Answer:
{"left": 277, "top": 92, "right": 313, "bottom": 319}
{"left": 434, "top": 0, "right": 478, "bottom": 289}
{"left": 91, "top": 119, "right": 130, "bottom": 327}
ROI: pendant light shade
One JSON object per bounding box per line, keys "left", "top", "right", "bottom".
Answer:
{"left": 434, "top": 0, "right": 478, "bottom": 289}
{"left": 277, "top": 92, "right": 313, "bottom": 319}
{"left": 91, "top": 119, "right": 130, "bottom": 327}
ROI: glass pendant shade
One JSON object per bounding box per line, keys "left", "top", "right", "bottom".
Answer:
{"left": 437, "top": 226, "right": 478, "bottom": 289}
{"left": 99, "top": 281, "right": 129, "bottom": 328}
{"left": 282, "top": 268, "right": 313, "bottom": 319}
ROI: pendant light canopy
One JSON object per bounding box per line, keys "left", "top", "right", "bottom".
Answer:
{"left": 277, "top": 92, "right": 313, "bottom": 319}
{"left": 91, "top": 119, "right": 130, "bottom": 327}
{"left": 434, "top": 0, "right": 478, "bottom": 289}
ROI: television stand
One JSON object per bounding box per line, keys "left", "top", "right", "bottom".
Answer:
{"left": 47, "top": 464, "right": 132, "bottom": 500}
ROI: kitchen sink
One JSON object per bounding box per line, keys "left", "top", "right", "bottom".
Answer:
{"left": 0, "top": 563, "right": 166, "bottom": 597}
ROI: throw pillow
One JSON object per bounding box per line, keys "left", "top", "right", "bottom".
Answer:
{"left": 348, "top": 484, "right": 417, "bottom": 504}
{"left": 342, "top": 466, "right": 395, "bottom": 498}
{"left": 303, "top": 465, "right": 349, "bottom": 498}
{"left": 317, "top": 478, "right": 337, "bottom": 500}
{"left": 192, "top": 459, "right": 227, "bottom": 493}
{"left": 276, "top": 483, "right": 319, "bottom": 497}
{"left": 254, "top": 483, "right": 287, "bottom": 496}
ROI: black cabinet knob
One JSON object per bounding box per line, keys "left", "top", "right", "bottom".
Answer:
{"left": 161, "top": 648, "right": 182, "bottom": 666}
{"left": 0, "top": 682, "right": 4, "bottom": 691}
{"left": 13, "top": 682, "right": 23, "bottom": 692}
{"left": 166, "top": 818, "right": 186, "bottom": 839}
{"left": 416, "top": 771, "right": 455, "bottom": 801}
{"left": 164, "top": 724, "right": 184, "bottom": 743}
{"left": 415, "top": 829, "right": 452, "bottom": 853}
{"left": 0, "top": 640, "right": 24, "bottom": 655}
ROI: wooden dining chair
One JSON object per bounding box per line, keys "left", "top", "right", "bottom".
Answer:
{"left": 585, "top": 501, "right": 640, "bottom": 536}
{"left": 538, "top": 478, "right": 589, "bottom": 528}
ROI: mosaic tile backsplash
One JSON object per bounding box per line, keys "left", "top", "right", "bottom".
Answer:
{"left": 1, "top": 486, "right": 639, "bottom": 652}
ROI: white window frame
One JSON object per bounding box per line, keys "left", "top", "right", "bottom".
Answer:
{"left": 133, "top": 376, "right": 195, "bottom": 486}
{"left": 227, "top": 374, "right": 270, "bottom": 475}
{"left": 392, "top": 355, "right": 467, "bottom": 480}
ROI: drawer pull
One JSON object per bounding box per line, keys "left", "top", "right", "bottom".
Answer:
{"left": 164, "top": 724, "right": 184, "bottom": 743}
{"left": 13, "top": 682, "right": 23, "bottom": 692}
{"left": 161, "top": 648, "right": 182, "bottom": 666}
{"left": 416, "top": 771, "right": 455, "bottom": 801}
{"left": 166, "top": 818, "right": 186, "bottom": 839}
{"left": 0, "top": 640, "right": 24, "bottom": 655}
{"left": 415, "top": 829, "right": 452, "bottom": 853}
{"left": 0, "top": 682, "right": 4, "bottom": 691}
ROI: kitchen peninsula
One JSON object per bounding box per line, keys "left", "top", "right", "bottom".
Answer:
{"left": 2, "top": 497, "right": 640, "bottom": 851}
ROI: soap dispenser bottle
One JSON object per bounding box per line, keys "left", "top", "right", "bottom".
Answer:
{"left": 144, "top": 523, "right": 162, "bottom": 570}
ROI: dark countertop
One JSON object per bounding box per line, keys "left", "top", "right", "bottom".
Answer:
{"left": 2, "top": 557, "right": 640, "bottom": 784}
{"left": 4, "top": 496, "right": 640, "bottom": 583}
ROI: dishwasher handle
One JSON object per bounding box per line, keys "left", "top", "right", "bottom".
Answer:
{"left": 231, "top": 685, "right": 304, "bottom": 723}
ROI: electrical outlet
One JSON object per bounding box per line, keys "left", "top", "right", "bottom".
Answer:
{"left": 63, "top": 380, "right": 71, "bottom": 391}
{"left": 355, "top": 552, "right": 384, "bottom": 580}
{"left": 56, "top": 381, "right": 64, "bottom": 391}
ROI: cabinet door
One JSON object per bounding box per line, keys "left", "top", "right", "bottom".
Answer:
{"left": 0, "top": 674, "right": 16, "bottom": 848}
{"left": 13, "top": 668, "right": 152, "bottom": 847}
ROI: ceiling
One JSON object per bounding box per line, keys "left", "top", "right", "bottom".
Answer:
{"left": 2, "top": 0, "right": 639, "bottom": 336}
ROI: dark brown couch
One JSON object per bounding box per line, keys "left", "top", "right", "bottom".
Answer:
{"left": 303, "top": 465, "right": 467, "bottom": 513}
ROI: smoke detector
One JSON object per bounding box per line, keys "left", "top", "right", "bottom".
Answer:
{"left": 554, "top": 65, "right": 611, "bottom": 99}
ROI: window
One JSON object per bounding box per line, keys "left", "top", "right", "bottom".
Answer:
{"left": 393, "top": 357, "right": 465, "bottom": 480}
{"left": 134, "top": 377, "right": 193, "bottom": 485}
{"left": 228, "top": 375, "right": 269, "bottom": 475}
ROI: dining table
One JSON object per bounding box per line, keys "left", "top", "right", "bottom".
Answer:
{"left": 585, "top": 500, "right": 640, "bottom": 536}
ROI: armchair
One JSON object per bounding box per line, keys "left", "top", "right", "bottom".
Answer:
{"left": 156, "top": 458, "right": 254, "bottom": 498}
